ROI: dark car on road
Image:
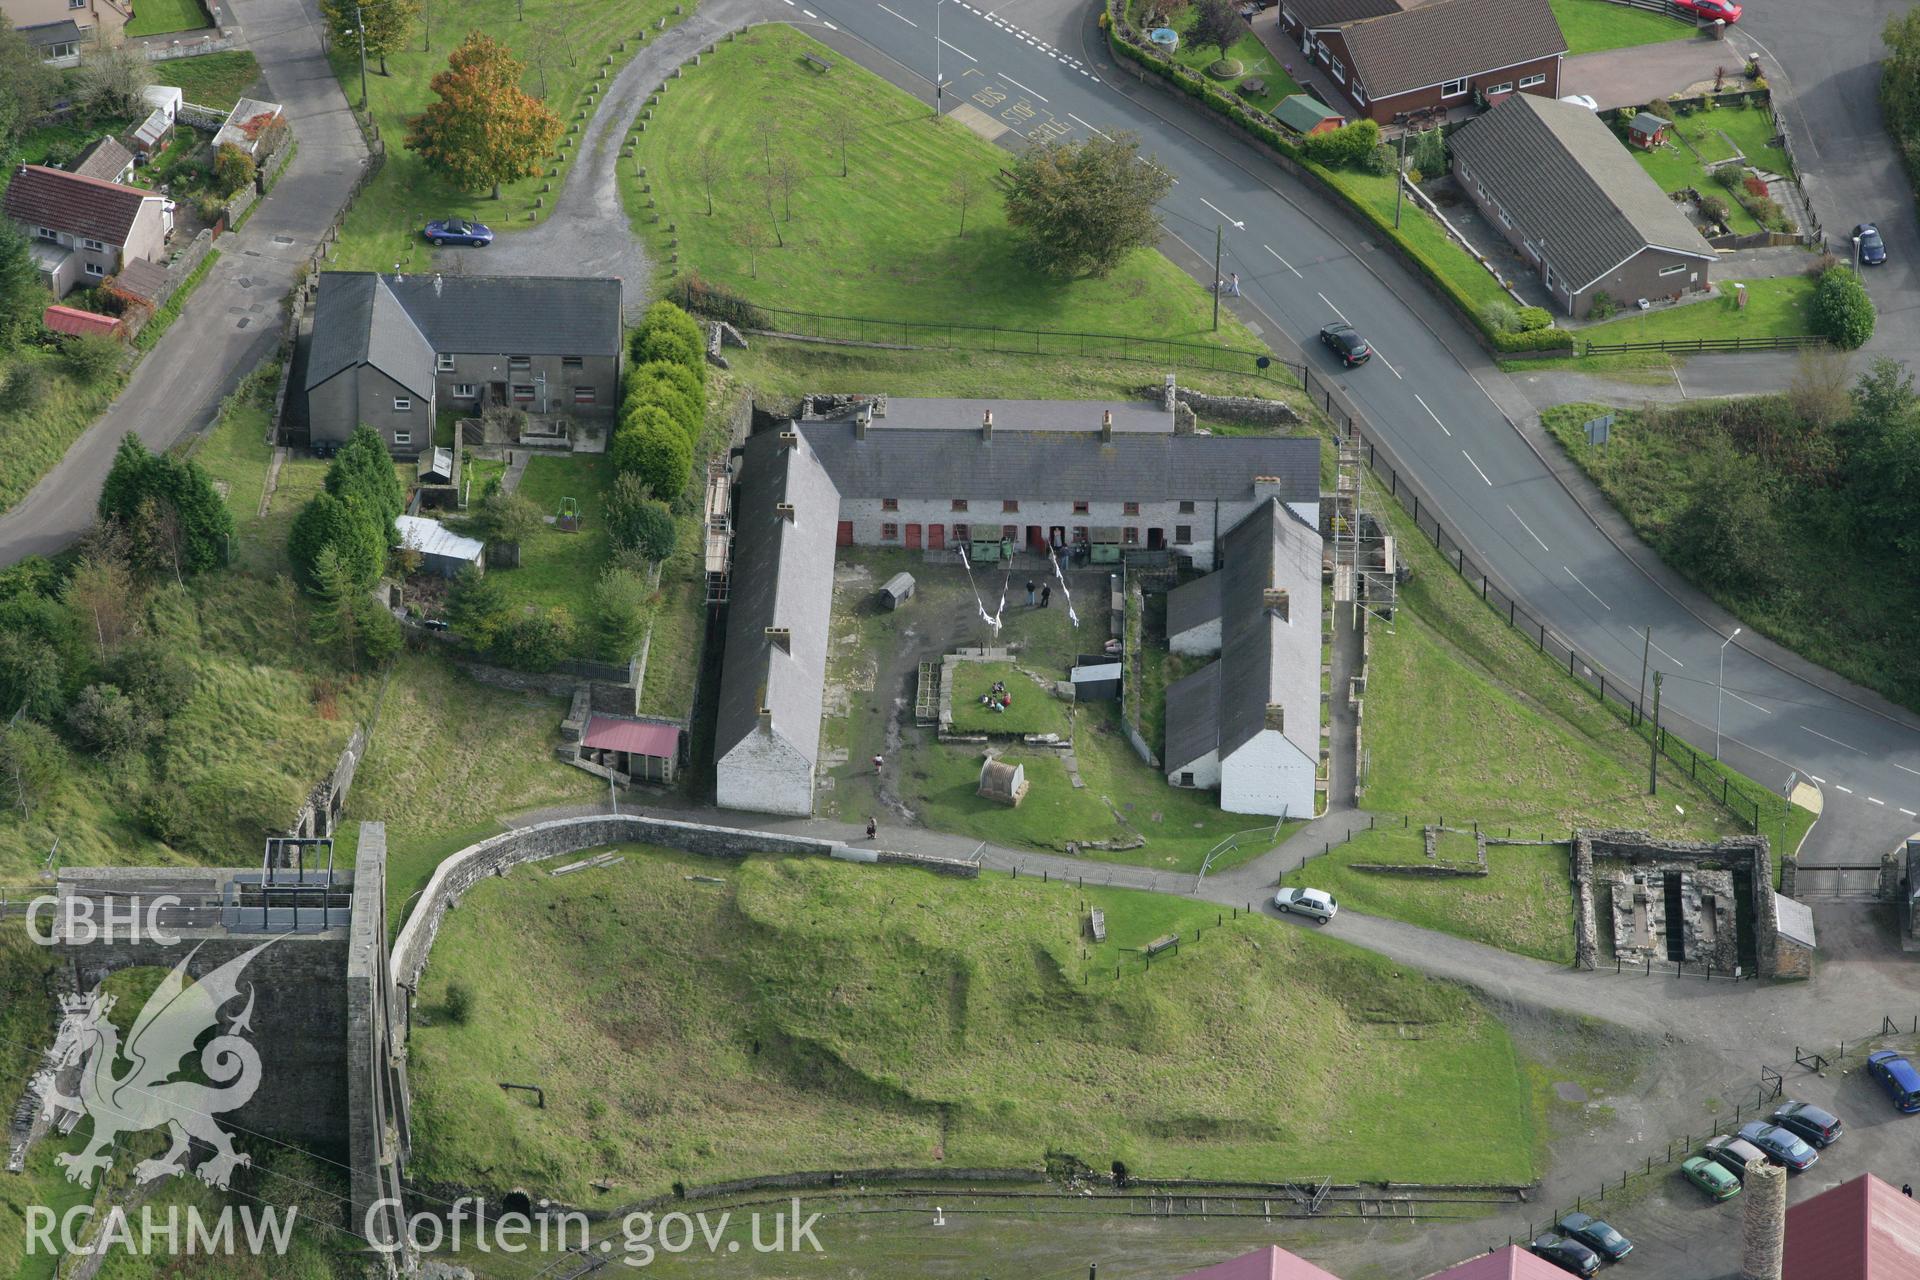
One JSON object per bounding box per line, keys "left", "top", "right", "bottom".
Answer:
{"left": 1319, "top": 322, "right": 1371, "bottom": 368}
{"left": 424, "top": 216, "right": 494, "bottom": 247}
{"left": 1867, "top": 1050, "right": 1920, "bottom": 1113}
{"left": 1854, "top": 223, "right": 1887, "bottom": 266}
{"left": 1737, "top": 1121, "right": 1818, "bottom": 1172}
{"left": 1769, "top": 1100, "right": 1843, "bottom": 1148}
{"left": 1528, "top": 1233, "right": 1601, "bottom": 1278}
{"left": 1556, "top": 1212, "right": 1631, "bottom": 1263}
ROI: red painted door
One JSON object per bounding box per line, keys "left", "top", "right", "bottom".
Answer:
{"left": 836, "top": 521, "right": 854, "bottom": 547}
{"left": 905, "top": 523, "right": 922, "bottom": 549}
{"left": 1026, "top": 524, "right": 1044, "bottom": 549}
{"left": 928, "top": 524, "right": 946, "bottom": 550}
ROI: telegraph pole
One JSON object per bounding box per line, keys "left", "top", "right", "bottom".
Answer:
{"left": 1636, "top": 627, "right": 1651, "bottom": 728}
{"left": 1648, "top": 671, "right": 1663, "bottom": 795}
{"left": 1211, "top": 224, "right": 1223, "bottom": 332}
{"left": 1394, "top": 128, "right": 1409, "bottom": 229}
{"left": 352, "top": 0, "right": 370, "bottom": 110}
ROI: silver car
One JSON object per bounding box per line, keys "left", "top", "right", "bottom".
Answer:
{"left": 1274, "top": 887, "right": 1338, "bottom": 924}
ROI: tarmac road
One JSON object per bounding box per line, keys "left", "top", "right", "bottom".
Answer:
{"left": 794, "top": 0, "right": 1920, "bottom": 867}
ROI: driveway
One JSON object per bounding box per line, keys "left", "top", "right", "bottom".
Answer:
{"left": 0, "top": 0, "right": 367, "bottom": 565}
{"left": 428, "top": 0, "right": 779, "bottom": 321}
{"left": 1563, "top": 31, "right": 1760, "bottom": 110}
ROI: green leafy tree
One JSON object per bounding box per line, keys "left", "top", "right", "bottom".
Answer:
{"left": 288, "top": 491, "right": 384, "bottom": 591}
{"left": 1814, "top": 265, "right": 1875, "bottom": 349}
{"left": 625, "top": 360, "right": 704, "bottom": 445}
{"left": 1884, "top": 8, "right": 1920, "bottom": 144}
{"left": 496, "top": 606, "right": 576, "bottom": 670}
{"left": 61, "top": 333, "right": 122, "bottom": 386}
{"left": 358, "top": 603, "right": 405, "bottom": 666}
{"left": 66, "top": 683, "right": 155, "bottom": 759}
{"left": 0, "top": 720, "right": 64, "bottom": 820}
{"left": 1666, "top": 433, "right": 1784, "bottom": 595}
{"left": 0, "top": 225, "right": 43, "bottom": 353}
{"left": 0, "top": 18, "right": 57, "bottom": 153}
{"left": 470, "top": 490, "right": 544, "bottom": 549}
{"left": 1188, "top": 0, "right": 1242, "bottom": 61}
{"left": 325, "top": 425, "right": 406, "bottom": 528}
{"left": 308, "top": 545, "right": 363, "bottom": 666}
{"left": 76, "top": 43, "right": 150, "bottom": 118}
{"left": 0, "top": 631, "right": 65, "bottom": 721}
{"left": 98, "top": 435, "right": 234, "bottom": 575}
{"left": 1003, "top": 131, "right": 1172, "bottom": 278}
{"left": 592, "top": 566, "right": 652, "bottom": 656}
{"left": 611, "top": 411, "right": 693, "bottom": 501}
{"left": 606, "top": 473, "right": 677, "bottom": 560}
{"left": 405, "top": 32, "right": 561, "bottom": 199}
{"left": 320, "top": 0, "right": 420, "bottom": 74}
{"left": 212, "top": 143, "right": 257, "bottom": 198}
{"left": 445, "top": 568, "right": 510, "bottom": 650}
{"left": 109, "top": 642, "right": 197, "bottom": 721}
{"left": 1844, "top": 357, "right": 1920, "bottom": 556}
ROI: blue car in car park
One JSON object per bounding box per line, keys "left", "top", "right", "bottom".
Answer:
{"left": 1867, "top": 1050, "right": 1920, "bottom": 1113}
{"left": 423, "top": 216, "right": 494, "bottom": 247}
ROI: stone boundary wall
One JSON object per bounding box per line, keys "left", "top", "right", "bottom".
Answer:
{"left": 1165, "top": 388, "right": 1302, "bottom": 427}
{"left": 1572, "top": 830, "right": 1777, "bottom": 975}
{"left": 391, "top": 816, "right": 976, "bottom": 989}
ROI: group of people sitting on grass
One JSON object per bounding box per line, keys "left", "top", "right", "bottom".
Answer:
{"left": 979, "top": 680, "right": 1014, "bottom": 713}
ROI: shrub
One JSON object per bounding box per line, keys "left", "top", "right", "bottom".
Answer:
{"left": 110, "top": 643, "right": 197, "bottom": 721}
{"left": 1589, "top": 291, "right": 1618, "bottom": 321}
{"left": 607, "top": 474, "right": 677, "bottom": 560}
{"left": 1648, "top": 97, "right": 1674, "bottom": 120}
{"left": 213, "top": 143, "right": 257, "bottom": 198}
{"left": 495, "top": 606, "right": 576, "bottom": 671}
{"left": 1814, "top": 265, "right": 1875, "bottom": 349}
{"left": 66, "top": 683, "right": 154, "bottom": 759}
{"left": 1743, "top": 174, "right": 1769, "bottom": 197}
{"left": 287, "top": 490, "right": 384, "bottom": 591}
{"left": 1480, "top": 300, "right": 1519, "bottom": 333}
{"left": 1698, "top": 194, "right": 1729, "bottom": 225}
{"left": 1713, "top": 165, "right": 1743, "bottom": 189}
{"left": 623, "top": 360, "right": 703, "bottom": 445}
{"left": 592, "top": 566, "right": 653, "bottom": 656}
{"left": 1491, "top": 327, "right": 1575, "bottom": 353}
{"left": 632, "top": 301, "right": 707, "bottom": 385}
{"left": 1300, "top": 119, "right": 1380, "bottom": 167}
{"left": 1361, "top": 143, "right": 1397, "bottom": 176}
{"left": 1805, "top": 250, "right": 1838, "bottom": 277}
{"left": 444, "top": 982, "right": 474, "bottom": 1025}
{"left": 1513, "top": 306, "right": 1553, "bottom": 333}
{"left": 612, "top": 404, "right": 693, "bottom": 499}
{"left": 0, "top": 362, "right": 49, "bottom": 415}
{"left": 676, "top": 273, "right": 765, "bottom": 329}
{"left": 61, "top": 333, "right": 122, "bottom": 385}
{"left": 136, "top": 781, "right": 191, "bottom": 845}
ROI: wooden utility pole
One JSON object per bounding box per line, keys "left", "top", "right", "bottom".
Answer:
{"left": 1637, "top": 627, "right": 1651, "bottom": 727}
{"left": 1212, "top": 224, "right": 1223, "bottom": 332}
{"left": 1648, "top": 670, "right": 1663, "bottom": 795}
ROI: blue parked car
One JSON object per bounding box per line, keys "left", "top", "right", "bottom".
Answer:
{"left": 1737, "top": 1121, "right": 1818, "bottom": 1173}
{"left": 423, "top": 216, "right": 494, "bottom": 247}
{"left": 1853, "top": 223, "right": 1887, "bottom": 266}
{"left": 1867, "top": 1050, "right": 1920, "bottom": 1113}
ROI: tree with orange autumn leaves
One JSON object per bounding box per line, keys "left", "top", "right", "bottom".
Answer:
{"left": 405, "top": 33, "right": 561, "bottom": 199}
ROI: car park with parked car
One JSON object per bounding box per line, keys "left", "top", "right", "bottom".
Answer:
{"left": 1555, "top": 1213, "right": 1631, "bottom": 1263}
{"left": 1273, "top": 887, "right": 1337, "bottom": 923}
{"left": 1769, "top": 1100, "right": 1843, "bottom": 1148}
{"left": 1704, "top": 1133, "right": 1769, "bottom": 1181}
{"left": 1737, "top": 1121, "right": 1818, "bottom": 1172}
{"left": 1682, "top": 1156, "right": 1742, "bottom": 1201}
{"left": 1528, "top": 1233, "right": 1601, "bottom": 1278}
{"left": 424, "top": 216, "right": 495, "bottom": 247}
{"left": 1854, "top": 223, "right": 1888, "bottom": 266}
{"left": 1867, "top": 1050, "right": 1920, "bottom": 1113}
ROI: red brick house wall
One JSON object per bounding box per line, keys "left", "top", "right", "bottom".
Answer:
{"left": 1306, "top": 28, "right": 1561, "bottom": 123}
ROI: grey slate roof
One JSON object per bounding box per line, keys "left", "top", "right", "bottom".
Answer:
{"left": 1338, "top": 0, "right": 1565, "bottom": 98}
{"left": 714, "top": 431, "right": 841, "bottom": 770}
{"left": 305, "top": 271, "right": 622, "bottom": 394}
{"left": 1773, "top": 893, "right": 1815, "bottom": 948}
{"left": 1164, "top": 500, "right": 1323, "bottom": 770}
{"left": 1451, "top": 94, "right": 1714, "bottom": 292}
{"left": 1289, "top": 0, "right": 1402, "bottom": 31}
{"left": 72, "top": 138, "right": 133, "bottom": 183}
{"left": 797, "top": 422, "right": 1320, "bottom": 505}
{"left": 823, "top": 398, "right": 1173, "bottom": 434}
{"left": 1166, "top": 573, "right": 1222, "bottom": 640}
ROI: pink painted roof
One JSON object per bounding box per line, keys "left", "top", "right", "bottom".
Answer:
{"left": 1423, "top": 1246, "right": 1578, "bottom": 1280}
{"left": 41, "top": 305, "right": 121, "bottom": 338}
{"left": 582, "top": 716, "right": 679, "bottom": 758}
{"left": 1176, "top": 1245, "right": 1344, "bottom": 1280}
{"left": 1786, "top": 1173, "right": 1920, "bottom": 1280}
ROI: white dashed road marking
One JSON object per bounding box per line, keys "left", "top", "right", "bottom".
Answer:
{"left": 1800, "top": 724, "right": 1867, "bottom": 753}
{"left": 1415, "top": 393, "right": 1450, "bottom": 436}
{"left": 1722, "top": 688, "right": 1770, "bottom": 715}
{"left": 1835, "top": 785, "right": 1854, "bottom": 794}
{"left": 1316, "top": 292, "right": 1348, "bottom": 323}
{"left": 1895, "top": 763, "right": 1920, "bottom": 778}
{"left": 1068, "top": 112, "right": 1109, "bottom": 139}
{"left": 939, "top": 37, "right": 976, "bottom": 60}
{"left": 1461, "top": 450, "right": 1493, "bottom": 487}
{"left": 1869, "top": 797, "right": 1885, "bottom": 805}
{"left": 1563, "top": 565, "right": 1609, "bottom": 610}
{"left": 1000, "top": 72, "right": 1047, "bottom": 101}
{"left": 1506, "top": 505, "right": 1547, "bottom": 552}
{"left": 1902, "top": 808, "right": 1918, "bottom": 818}
{"left": 1200, "top": 198, "right": 1244, "bottom": 229}
{"left": 1263, "top": 244, "right": 1302, "bottom": 277}
{"left": 877, "top": 3, "right": 918, "bottom": 24}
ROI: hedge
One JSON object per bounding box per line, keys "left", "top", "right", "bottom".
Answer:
{"left": 1101, "top": 0, "right": 1573, "bottom": 357}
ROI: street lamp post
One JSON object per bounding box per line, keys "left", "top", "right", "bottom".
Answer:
{"left": 1852, "top": 234, "right": 1862, "bottom": 273}
{"left": 934, "top": 0, "right": 945, "bottom": 117}
{"left": 1715, "top": 626, "right": 1742, "bottom": 760}
{"left": 350, "top": 1, "right": 370, "bottom": 111}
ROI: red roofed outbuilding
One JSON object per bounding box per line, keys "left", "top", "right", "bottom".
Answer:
{"left": 1785, "top": 1173, "right": 1920, "bottom": 1279}
{"left": 41, "top": 305, "right": 122, "bottom": 339}
{"left": 1421, "top": 1246, "right": 1581, "bottom": 1280}
{"left": 1176, "top": 1244, "right": 1346, "bottom": 1280}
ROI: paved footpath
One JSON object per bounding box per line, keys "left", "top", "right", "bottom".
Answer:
{"left": 0, "top": 0, "right": 367, "bottom": 566}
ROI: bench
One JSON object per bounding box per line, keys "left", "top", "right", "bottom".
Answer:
{"left": 1144, "top": 933, "right": 1179, "bottom": 957}
{"left": 803, "top": 53, "right": 833, "bottom": 73}
{"left": 1087, "top": 909, "right": 1106, "bottom": 943}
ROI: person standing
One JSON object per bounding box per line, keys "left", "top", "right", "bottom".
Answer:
{"left": 1227, "top": 272, "right": 1241, "bottom": 297}
{"left": 1905, "top": 1183, "right": 1914, "bottom": 1198}
{"left": 872, "top": 753, "right": 884, "bottom": 773}
{"left": 1040, "top": 584, "right": 1052, "bottom": 608}
{"left": 1026, "top": 579, "right": 1037, "bottom": 606}
{"left": 865, "top": 816, "right": 878, "bottom": 840}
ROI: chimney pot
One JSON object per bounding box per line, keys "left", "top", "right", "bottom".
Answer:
{"left": 1265, "top": 704, "right": 1284, "bottom": 733}
{"left": 765, "top": 626, "right": 792, "bottom": 652}
{"left": 1101, "top": 409, "right": 1114, "bottom": 443}
{"left": 778, "top": 430, "right": 798, "bottom": 449}
{"left": 1263, "top": 588, "right": 1290, "bottom": 621}
{"left": 775, "top": 502, "right": 796, "bottom": 522}
{"left": 982, "top": 409, "right": 993, "bottom": 442}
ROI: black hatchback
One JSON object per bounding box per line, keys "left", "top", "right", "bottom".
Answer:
{"left": 1319, "top": 322, "right": 1372, "bottom": 367}
{"left": 1529, "top": 1233, "right": 1601, "bottom": 1278}
{"left": 1853, "top": 223, "right": 1887, "bottom": 266}
{"left": 1770, "top": 1100, "right": 1843, "bottom": 1148}
{"left": 1557, "top": 1212, "right": 1632, "bottom": 1263}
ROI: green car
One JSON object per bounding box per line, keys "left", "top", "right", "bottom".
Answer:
{"left": 1682, "top": 1156, "right": 1741, "bottom": 1201}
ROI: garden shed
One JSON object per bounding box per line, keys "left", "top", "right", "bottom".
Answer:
{"left": 1276, "top": 95, "right": 1345, "bottom": 137}
{"left": 879, "top": 572, "right": 915, "bottom": 610}
{"left": 1069, "top": 655, "right": 1122, "bottom": 701}
{"left": 1626, "top": 111, "right": 1670, "bottom": 149}
{"left": 394, "top": 514, "right": 485, "bottom": 578}
{"left": 977, "top": 757, "right": 1029, "bottom": 807}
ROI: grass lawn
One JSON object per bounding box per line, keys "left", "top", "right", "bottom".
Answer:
{"left": 490, "top": 453, "right": 614, "bottom": 639}
{"left": 947, "top": 659, "right": 1071, "bottom": 735}
{"left": 179, "top": 361, "right": 276, "bottom": 539}
{"left": 326, "top": 0, "right": 681, "bottom": 271}
{"left": 126, "top": 0, "right": 211, "bottom": 38}
{"left": 632, "top": 25, "right": 1266, "bottom": 349}
{"left": 162, "top": 51, "right": 263, "bottom": 112}
{"left": 408, "top": 846, "right": 1538, "bottom": 1204}
{"left": 1285, "top": 829, "right": 1578, "bottom": 963}
{"left": 1145, "top": 3, "right": 1304, "bottom": 114}
{"left": 0, "top": 350, "right": 118, "bottom": 515}
{"left": 1543, "top": 399, "right": 1920, "bottom": 719}
{"left": 1578, "top": 275, "right": 1817, "bottom": 346}
{"left": 1549, "top": 0, "right": 1691, "bottom": 53}
{"left": 1319, "top": 167, "right": 1514, "bottom": 315}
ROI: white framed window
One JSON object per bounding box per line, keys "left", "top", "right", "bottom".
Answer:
{"left": 436, "top": 353, "right": 455, "bottom": 371}
{"left": 453, "top": 383, "right": 477, "bottom": 398}
{"left": 1328, "top": 57, "right": 1346, "bottom": 83}
{"left": 1487, "top": 82, "right": 1514, "bottom": 95}
{"left": 84, "top": 263, "right": 104, "bottom": 277}
{"left": 1519, "top": 73, "right": 1545, "bottom": 88}
{"left": 393, "top": 397, "right": 412, "bottom": 411}
{"left": 48, "top": 40, "right": 78, "bottom": 57}
{"left": 1659, "top": 263, "right": 1687, "bottom": 276}
{"left": 511, "top": 383, "right": 535, "bottom": 402}
{"left": 1441, "top": 78, "right": 1468, "bottom": 97}
{"left": 393, "top": 431, "right": 411, "bottom": 446}
{"left": 67, "top": 0, "right": 83, "bottom": 9}
{"left": 36, "top": 226, "right": 58, "bottom": 242}
{"left": 1499, "top": 209, "right": 1512, "bottom": 228}
{"left": 82, "top": 238, "right": 105, "bottom": 252}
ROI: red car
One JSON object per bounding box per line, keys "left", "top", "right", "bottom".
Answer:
{"left": 1675, "top": 0, "right": 1741, "bottom": 23}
